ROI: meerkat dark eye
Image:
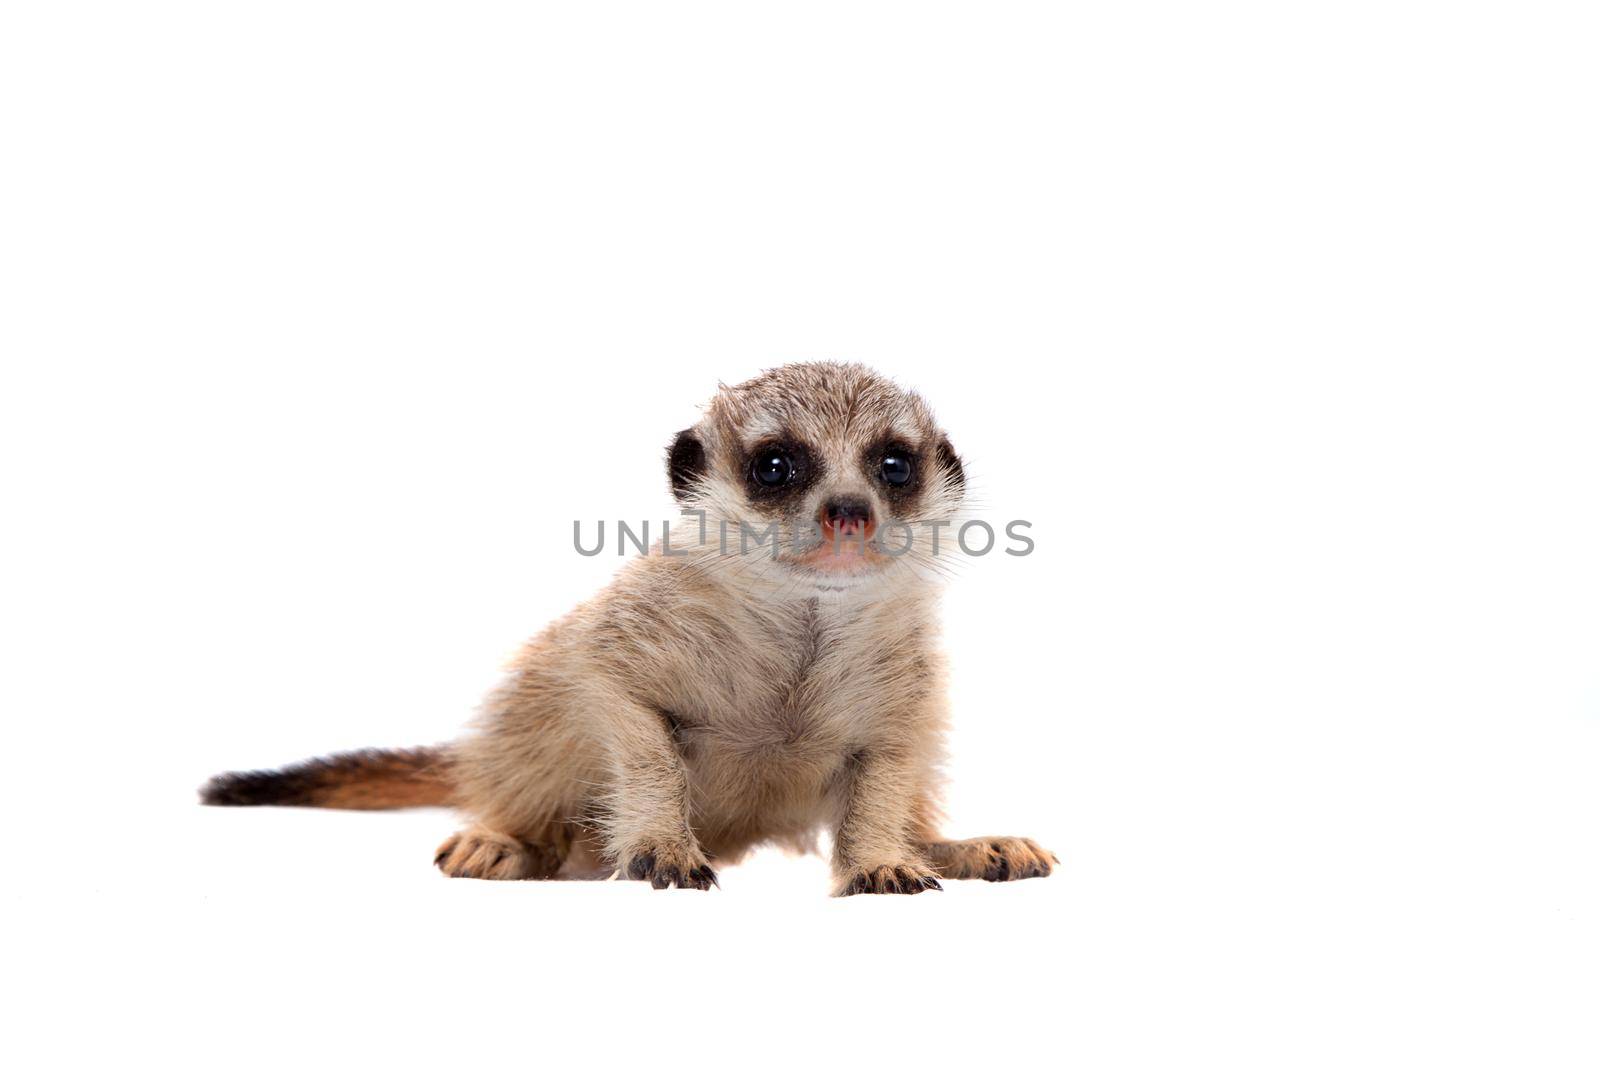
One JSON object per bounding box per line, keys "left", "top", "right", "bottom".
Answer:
{"left": 752, "top": 450, "right": 795, "bottom": 488}
{"left": 880, "top": 451, "right": 914, "bottom": 487}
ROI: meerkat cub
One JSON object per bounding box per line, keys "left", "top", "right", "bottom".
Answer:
{"left": 204, "top": 362, "right": 1056, "bottom": 895}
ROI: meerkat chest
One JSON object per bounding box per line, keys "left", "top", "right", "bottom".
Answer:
{"left": 681, "top": 600, "right": 910, "bottom": 765}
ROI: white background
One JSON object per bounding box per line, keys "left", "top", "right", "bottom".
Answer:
{"left": 2, "top": 2, "right": 1597, "bottom": 1064}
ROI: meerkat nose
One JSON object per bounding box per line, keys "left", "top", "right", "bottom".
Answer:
{"left": 820, "top": 496, "right": 876, "bottom": 541}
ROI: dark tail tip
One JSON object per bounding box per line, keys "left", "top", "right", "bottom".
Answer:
{"left": 199, "top": 769, "right": 314, "bottom": 807}
{"left": 199, "top": 747, "right": 454, "bottom": 809}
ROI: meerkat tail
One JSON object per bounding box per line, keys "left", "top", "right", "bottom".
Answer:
{"left": 200, "top": 745, "right": 456, "bottom": 810}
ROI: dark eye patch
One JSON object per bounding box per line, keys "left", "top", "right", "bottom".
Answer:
{"left": 880, "top": 450, "right": 914, "bottom": 486}
{"left": 863, "top": 435, "right": 922, "bottom": 490}
{"left": 861, "top": 434, "right": 928, "bottom": 518}
{"left": 742, "top": 437, "right": 818, "bottom": 512}
{"left": 752, "top": 449, "right": 794, "bottom": 487}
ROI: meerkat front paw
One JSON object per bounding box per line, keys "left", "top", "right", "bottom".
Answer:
{"left": 621, "top": 843, "right": 719, "bottom": 890}
{"left": 835, "top": 862, "right": 943, "bottom": 896}
{"left": 434, "top": 827, "right": 563, "bottom": 880}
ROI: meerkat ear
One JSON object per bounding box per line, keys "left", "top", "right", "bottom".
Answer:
{"left": 935, "top": 435, "right": 966, "bottom": 494}
{"left": 667, "top": 428, "right": 707, "bottom": 503}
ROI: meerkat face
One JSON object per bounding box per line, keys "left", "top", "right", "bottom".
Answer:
{"left": 666, "top": 362, "right": 966, "bottom": 594}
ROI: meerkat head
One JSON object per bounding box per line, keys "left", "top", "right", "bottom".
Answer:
{"left": 665, "top": 362, "right": 967, "bottom": 594}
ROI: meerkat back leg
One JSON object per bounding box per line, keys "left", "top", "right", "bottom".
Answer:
{"left": 432, "top": 701, "right": 586, "bottom": 881}
{"left": 434, "top": 824, "right": 572, "bottom": 880}
{"left": 918, "top": 836, "right": 1057, "bottom": 882}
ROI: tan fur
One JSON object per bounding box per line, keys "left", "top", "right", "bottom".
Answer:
{"left": 204, "top": 362, "right": 1055, "bottom": 895}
